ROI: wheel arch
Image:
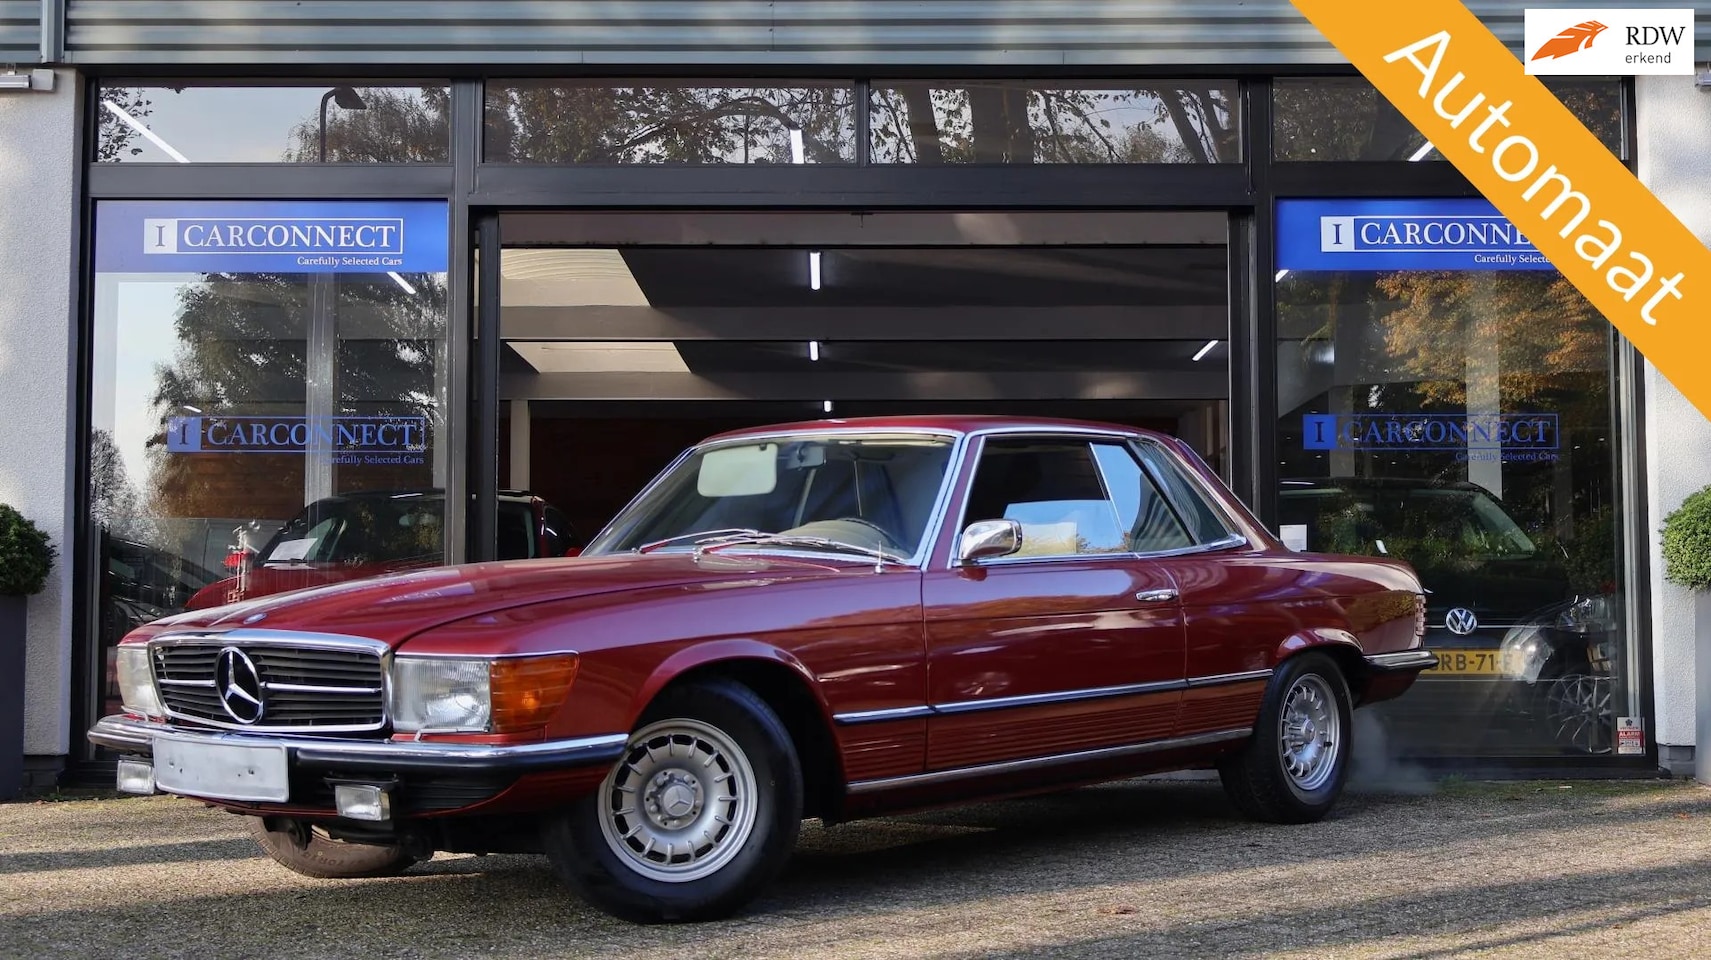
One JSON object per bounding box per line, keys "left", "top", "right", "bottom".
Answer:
{"left": 1274, "top": 628, "right": 1372, "bottom": 704}
{"left": 631, "top": 641, "right": 845, "bottom": 822}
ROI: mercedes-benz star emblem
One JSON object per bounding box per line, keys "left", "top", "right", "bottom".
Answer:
{"left": 1444, "top": 607, "right": 1479, "bottom": 636}
{"left": 215, "top": 646, "right": 265, "bottom": 724}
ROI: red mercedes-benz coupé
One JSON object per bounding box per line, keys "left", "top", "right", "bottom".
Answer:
{"left": 91, "top": 416, "right": 1435, "bottom": 922}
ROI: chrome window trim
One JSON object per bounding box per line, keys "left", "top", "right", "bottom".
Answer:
{"left": 846, "top": 727, "right": 1253, "bottom": 794}
{"left": 942, "top": 427, "right": 1233, "bottom": 572}
{"left": 1130, "top": 437, "right": 1243, "bottom": 546}
{"left": 952, "top": 532, "right": 1249, "bottom": 570}
{"left": 145, "top": 629, "right": 393, "bottom": 735}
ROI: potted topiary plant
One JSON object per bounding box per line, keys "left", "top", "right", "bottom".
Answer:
{"left": 0, "top": 503, "right": 55, "bottom": 801}
{"left": 1660, "top": 482, "right": 1711, "bottom": 785}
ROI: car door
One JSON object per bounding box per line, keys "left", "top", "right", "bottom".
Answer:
{"left": 921, "top": 435, "right": 1190, "bottom": 772}
{"left": 1132, "top": 439, "right": 1279, "bottom": 739}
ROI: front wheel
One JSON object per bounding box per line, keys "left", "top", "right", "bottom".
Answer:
{"left": 1218, "top": 653, "right": 1353, "bottom": 824}
{"left": 543, "top": 679, "right": 803, "bottom": 923}
{"left": 248, "top": 818, "right": 417, "bottom": 879}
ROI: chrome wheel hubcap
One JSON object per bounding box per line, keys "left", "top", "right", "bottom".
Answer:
{"left": 598, "top": 718, "right": 758, "bottom": 883}
{"left": 1279, "top": 674, "right": 1340, "bottom": 791}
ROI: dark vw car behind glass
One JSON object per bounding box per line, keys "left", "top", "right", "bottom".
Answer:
{"left": 1278, "top": 476, "right": 1617, "bottom": 753}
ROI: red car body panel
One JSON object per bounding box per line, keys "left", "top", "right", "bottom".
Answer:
{"left": 97, "top": 415, "right": 1431, "bottom": 827}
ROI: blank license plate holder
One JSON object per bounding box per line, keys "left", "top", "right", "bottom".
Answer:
{"left": 153, "top": 733, "right": 290, "bottom": 802}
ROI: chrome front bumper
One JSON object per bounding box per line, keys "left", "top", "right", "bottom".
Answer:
{"left": 88, "top": 714, "right": 629, "bottom": 776}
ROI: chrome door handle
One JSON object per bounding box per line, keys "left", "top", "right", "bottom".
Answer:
{"left": 1135, "top": 589, "right": 1178, "bottom": 603}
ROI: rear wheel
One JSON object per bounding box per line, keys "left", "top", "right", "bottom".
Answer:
{"left": 1218, "top": 653, "right": 1353, "bottom": 824}
{"left": 543, "top": 679, "right": 803, "bottom": 923}
{"left": 248, "top": 818, "right": 417, "bottom": 879}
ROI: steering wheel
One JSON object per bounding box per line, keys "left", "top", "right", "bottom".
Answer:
{"left": 829, "top": 516, "right": 906, "bottom": 550}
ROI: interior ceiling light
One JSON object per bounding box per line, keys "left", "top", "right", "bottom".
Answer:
{"left": 809, "top": 251, "right": 822, "bottom": 290}
{"left": 822, "top": 400, "right": 834, "bottom": 413}
{"left": 789, "top": 127, "right": 805, "bottom": 165}
{"left": 808, "top": 340, "right": 820, "bottom": 361}
{"left": 387, "top": 271, "right": 417, "bottom": 295}
{"left": 101, "top": 100, "right": 190, "bottom": 163}
{"left": 1192, "top": 339, "right": 1219, "bottom": 362}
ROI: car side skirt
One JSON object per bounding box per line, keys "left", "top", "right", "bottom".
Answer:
{"left": 844, "top": 727, "right": 1253, "bottom": 795}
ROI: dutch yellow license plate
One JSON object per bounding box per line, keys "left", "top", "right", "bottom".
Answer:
{"left": 1423, "top": 649, "right": 1507, "bottom": 676}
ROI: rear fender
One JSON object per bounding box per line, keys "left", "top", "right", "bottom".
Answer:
{"left": 1274, "top": 628, "right": 1369, "bottom": 695}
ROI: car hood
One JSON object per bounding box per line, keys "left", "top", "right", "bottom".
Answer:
{"left": 1416, "top": 555, "right": 1574, "bottom": 626}
{"left": 129, "top": 551, "right": 866, "bottom": 647}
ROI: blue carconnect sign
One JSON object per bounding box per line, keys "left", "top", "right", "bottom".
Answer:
{"left": 1302, "top": 413, "right": 1559, "bottom": 451}
{"left": 95, "top": 200, "right": 449, "bottom": 274}
{"left": 1277, "top": 198, "right": 1557, "bottom": 272}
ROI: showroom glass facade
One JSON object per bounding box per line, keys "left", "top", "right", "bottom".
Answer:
{"left": 75, "top": 75, "right": 1647, "bottom": 769}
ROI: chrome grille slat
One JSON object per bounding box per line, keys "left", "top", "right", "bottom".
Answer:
{"left": 151, "top": 641, "right": 387, "bottom": 733}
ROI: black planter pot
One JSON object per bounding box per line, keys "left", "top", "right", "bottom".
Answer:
{"left": 0, "top": 594, "right": 25, "bottom": 801}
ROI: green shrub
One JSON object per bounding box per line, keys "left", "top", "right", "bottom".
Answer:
{"left": 1661, "top": 484, "right": 1711, "bottom": 592}
{"left": 0, "top": 504, "right": 54, "bottom": 596}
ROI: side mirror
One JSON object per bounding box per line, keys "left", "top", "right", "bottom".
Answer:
{"left": 957, "top": 519, "right": 1022, "bottom": 564}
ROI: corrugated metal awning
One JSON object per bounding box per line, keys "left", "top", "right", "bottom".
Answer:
{"left": 48, "top": 1, "right": 1711, "bottom": 69}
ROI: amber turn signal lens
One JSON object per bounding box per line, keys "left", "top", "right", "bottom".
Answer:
{"left": 489, "top": 654, "right": 579, "bottom": 733}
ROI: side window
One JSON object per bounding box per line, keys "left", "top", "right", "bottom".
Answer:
{"left": 1133, "top": 442, "right": 1235, "bottom": 544}
{"left": 964, "top": 439, "right": 1128, "bottom": 557}
{"left": 1090, "top": 444, "right": 1195, "bottom": 553}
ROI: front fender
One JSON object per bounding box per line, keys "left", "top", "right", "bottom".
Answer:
{"left": 626, "top": 639, "right": 834, "bottom": 730}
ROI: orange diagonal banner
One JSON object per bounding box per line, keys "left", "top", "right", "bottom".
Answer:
{"left": 1291, "top": 1, "right": 1711, "bottom": 420}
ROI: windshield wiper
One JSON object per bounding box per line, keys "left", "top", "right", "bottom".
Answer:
{"left": 693, "top": 533, "right": 907, "bottom": 569}
{"left": 636, "top": 528, "right": 765, "bottom": 554}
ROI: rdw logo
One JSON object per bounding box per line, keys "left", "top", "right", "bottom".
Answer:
{"left": 1530, "top": 20, "right": 1608, "bottom": 61}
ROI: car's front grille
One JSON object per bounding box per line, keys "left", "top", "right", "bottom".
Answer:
{"left": 152, "top": 642, "right": 387, "bottom": 733}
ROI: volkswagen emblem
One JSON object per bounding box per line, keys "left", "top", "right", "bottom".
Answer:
{"left": 1444, "top": 607, "right": 1480, "bottom": 636}
{"left": 215, "top": 646, "right": 265, "bottom": 724}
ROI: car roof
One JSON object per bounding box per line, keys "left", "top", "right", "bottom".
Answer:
{"left": 701, "top": 415, "right": 1171, "bottom": 444}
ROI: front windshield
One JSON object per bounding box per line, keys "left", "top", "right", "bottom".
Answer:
{"left": 592, "top": 434, "right": 957, "bottom": 560}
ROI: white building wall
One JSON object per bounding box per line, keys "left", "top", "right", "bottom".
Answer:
{"left": 0, "top": 71, "right": 78, "bottom": 763}
{"left": 1635, "top": 75, "right": 1711, "bottom": 778}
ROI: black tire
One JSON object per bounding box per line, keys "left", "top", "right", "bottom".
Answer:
{"left": 543, "top": 679, "right": 804, "bottom": 923}
{"left": 248, "top": 818, "right": 418, "bottom": 879}
{"left": 1217, "top": 652, "right": 1354, "bottom": 824}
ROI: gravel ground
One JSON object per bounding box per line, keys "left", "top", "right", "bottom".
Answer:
{"left": 3, "top": 776, "right": 1710, "bottom": 960}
